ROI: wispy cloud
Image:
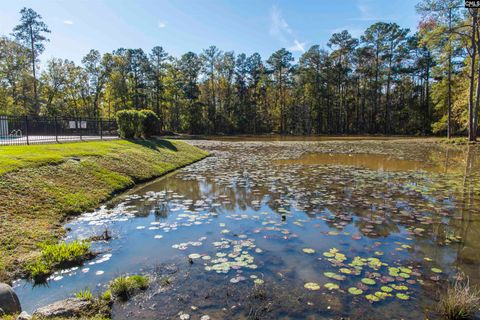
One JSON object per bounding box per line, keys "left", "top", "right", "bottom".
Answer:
{"left": 288, "top": 40, "right": 307, "bottom": 53}
{"left": 350, "top": 0, "right": 397, "bottom": 22}
{"left": 63, "top": 20, "right": 73, "bottom": 25}
{"left": 158, "top": 21, "right": 167, "bottom": 28}
{"left": 269, "top": 6, "right": 306, "bottom": 53}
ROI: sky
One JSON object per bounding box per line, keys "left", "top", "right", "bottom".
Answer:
{"left": 0, "top": 0, "right": 421, "bottom": 66}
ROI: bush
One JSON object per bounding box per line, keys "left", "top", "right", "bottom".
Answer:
{"left": 27, "top": 240, "right": 91, "bottom": 283}
{"left": 439, "top": 277, "right": 480, "bottom": 319}
{"left": 116, "top": 109, "right": 159, "bottom": 139}
{"left": 109, "top": 274, "right": 149, "bottom": 301}
{"left": 139, "top": 109, "right": 159, "bottom": 138}
{"left": 116, "top": 110, "right": 143, "bottom": 139}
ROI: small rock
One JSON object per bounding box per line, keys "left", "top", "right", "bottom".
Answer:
{"left": 33, "top": 298, "right": 93, "bottom": 318}
{"left": 0, "top": 283, "right": 22, "bottom": 315}
{"left": 17, "top": 311, "right": 31, "bottom": 320}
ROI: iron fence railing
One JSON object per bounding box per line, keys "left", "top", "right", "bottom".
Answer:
{"left": 0, "top": 115, "right": 118, "bottom": 146}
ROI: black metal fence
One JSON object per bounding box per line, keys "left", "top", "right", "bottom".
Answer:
{"left": 0, "top": 115, "right": 118, "bottom": 146}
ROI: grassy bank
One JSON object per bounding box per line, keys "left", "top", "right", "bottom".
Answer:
{"left": 0, "top": 139, "right": 208, "bottom": 282}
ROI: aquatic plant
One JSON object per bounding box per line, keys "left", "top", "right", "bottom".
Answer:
{"left": 75, "top": 288, "right": 94, "bottom": 301}
{"left": 27, "top": 240, "right": 91, "bottom": 282}
{"left": 348, "top": 287, "right": 363, "bottom": 295}
{"left": 101, "top": 289, "right": 112, "bottom": 301}
{"left": 439, "top": 277, "right": 480, "bottom": 320}
{"left": 160, "top": 276, "right": 173, "bottom": 286}
{"left": 304, "top": 282, "right": 321, "bottom": 291}
{"left": 109, "top": 274, "right": 150, "bottom": 301}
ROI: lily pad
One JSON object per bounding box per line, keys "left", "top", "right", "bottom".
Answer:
{"left": 348, "top": 287, "right": 363, "bottom": 295}
{"left": 324, "top": 282, "right": 339, "bottom": 290}
{"left": 304, "top": 282, "right": 321, "bottom": 291}
{"left": 396, "top": 293, "right": 410, "bottom": 300}
{"left": 361, "top": 278, "right": 376, "bottom": 285}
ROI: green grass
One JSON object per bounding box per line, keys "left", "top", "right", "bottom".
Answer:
{"left": 109, "top": 275, "right": 150, "bottom": 301}
{"left": 75, "top": 288, "right": 95, "bottom": 301}
{"left": 28, "top": 240, "right": 91, "bottom": 282}
{"left": 0, "top": 139, "right": 208, "bottom": 283}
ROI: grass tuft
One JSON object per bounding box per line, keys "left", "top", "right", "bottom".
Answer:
{"left": 75, "top": 287, "right": 94, "bottom": 301}
{"left": 27, "top": 240, "right": 91, "bottom": 282}
{"left": 439, "top": 276, "right": 480, "bottom": 320}
{"left": 109, "top": 274, "right": 149, "bottom": 301}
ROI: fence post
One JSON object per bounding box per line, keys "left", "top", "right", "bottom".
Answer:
{"left": 100, "top": 118, "right": 103, "bottom": 140}
{"left": 54, "top": 116, "right": 59, "bottom": 143}
{"left": 24, "top": 115, "right": 29, "bottom": 145}
{"left": 79, "top": 117, "right": 82, "bottom": 141}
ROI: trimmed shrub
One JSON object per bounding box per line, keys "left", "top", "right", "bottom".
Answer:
{"left": 139, "top": 109, "right": 159, "bottom": 137}
{"left": 116, "top": 110, "right": 143, "bottom": 139}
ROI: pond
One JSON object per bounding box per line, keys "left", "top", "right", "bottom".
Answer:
{"left": 13, "top": 138, "right": 480, "bottom": 319}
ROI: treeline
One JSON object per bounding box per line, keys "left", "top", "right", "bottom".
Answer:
{"left": 0, "top": 3, "right": 479, "bottom": 138}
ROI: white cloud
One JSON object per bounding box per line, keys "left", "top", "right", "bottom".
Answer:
{"left": 63, "top": 20, "right": 73, "bottom": 25}
{"left": 270, "top": 6, "right": 293, "bottom": 43}
{"left": 269, "top": 6, "right": 306, "bottom": 53}
{"left": 288, "top": 40, "right": 306, "bottom": 53}
{"left": 158, "top": 21, "right": 167, "bottom": 28}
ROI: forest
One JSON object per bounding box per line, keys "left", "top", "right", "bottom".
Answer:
{"left": 0, "top": 1, "right": 479, "bottom": 139}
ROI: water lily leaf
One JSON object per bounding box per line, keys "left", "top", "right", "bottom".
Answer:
{"left": 304, "top": 282, "right": 321, "bottom": 291}
{"left": 361, "top": 278, "right": 376, "bottom": 285}
{"left": 396, "top": 293, "right": 410, "bottom": 300}
{"left": 381, "top": 286, "right": 393, "bottom": 293}
{"left": 302, "top": 248, "right": 315, "bottom": 254}
{"left": 348, "top": 287, "right": 363, "bottom": 295}
{"left": 365, "top": 294, "right": 380, "bottom": 302}
{"left": 324, "top": 282, "right": 339, "bottom": 290}
{"left": 324, "top": 272, "right": 346, "bottom": 281}
{"left": 431, "top": 268, "right": 442, "bottom": 273}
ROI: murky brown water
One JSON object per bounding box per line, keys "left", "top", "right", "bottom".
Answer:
{"left": 15, "top": 138, "right": 480, "bottom": 319}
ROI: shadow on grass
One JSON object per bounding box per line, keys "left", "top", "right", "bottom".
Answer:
{"left": 129, "top": 138, "right": 178, "bottom": 152}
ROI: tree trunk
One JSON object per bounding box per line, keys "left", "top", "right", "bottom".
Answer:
{"left": 468, "top": 10, "right": 478, "bottom": 142}
{"left": 29, "top": 24, "right": 38, "bottom": 114}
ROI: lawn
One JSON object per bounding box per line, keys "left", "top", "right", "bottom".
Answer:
{"left": 0, "top": 139, "right": 208, "bottom": 283}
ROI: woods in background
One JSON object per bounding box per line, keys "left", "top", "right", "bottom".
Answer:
{"left": 0, "top": 1, "right": 479, "bottom": 139}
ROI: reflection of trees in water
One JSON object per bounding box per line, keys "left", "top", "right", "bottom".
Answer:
{"left": 451, "top": 146, "right": 480, "bottom": 276}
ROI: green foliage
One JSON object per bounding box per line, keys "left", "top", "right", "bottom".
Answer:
{"left": 116, "top": 110, "right": 143, "bottom": 138}
{"left": 117, "top": 109, "right": 160, "bottom": 138}
{"left": 27, "top": 240, "right": 91, "bottom": 282}
{"left": 101, "top": 289, "right": 112, "bottom": 301}
{"left": 109, "top": 274, "right": 149, "bottom": 301}
{"left": 76, "top": 288, "right": 94, "bottom": 301}
{"left": 139, "top": 109, "right": 159, "bottom": 137}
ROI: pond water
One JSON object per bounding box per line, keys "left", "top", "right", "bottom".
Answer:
{"left": 13, "top": 138, "right": 480, "bottom": 319}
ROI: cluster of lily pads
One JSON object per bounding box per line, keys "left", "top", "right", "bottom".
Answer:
{"left": 301, "top": 247, "right": 446, "bottom": 303}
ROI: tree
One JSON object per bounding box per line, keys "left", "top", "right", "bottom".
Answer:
{"left": 82, "top": 50, "right": 110, "bottom": 118}
{"left": 417, "top": 0, "right": 464, "bottom": 137}
{"left": 267, "top": 48, "right": 294, "bottom": 133}
{"left": 201, "top": 46, "right": 221, "bottom": 132}
{"left": 149, "top": 46, "right": 169, "bottom": 129}
{"left": 12, "top": 8, "right": 50, "bottom": 114}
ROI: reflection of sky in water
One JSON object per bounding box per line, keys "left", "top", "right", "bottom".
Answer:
{"left": 13, "top": 141, "right": 480, "bottom": 319}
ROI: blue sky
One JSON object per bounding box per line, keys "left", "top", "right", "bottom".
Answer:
{"left": 0, "top": 0, "right": 420, "bottom": 66}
